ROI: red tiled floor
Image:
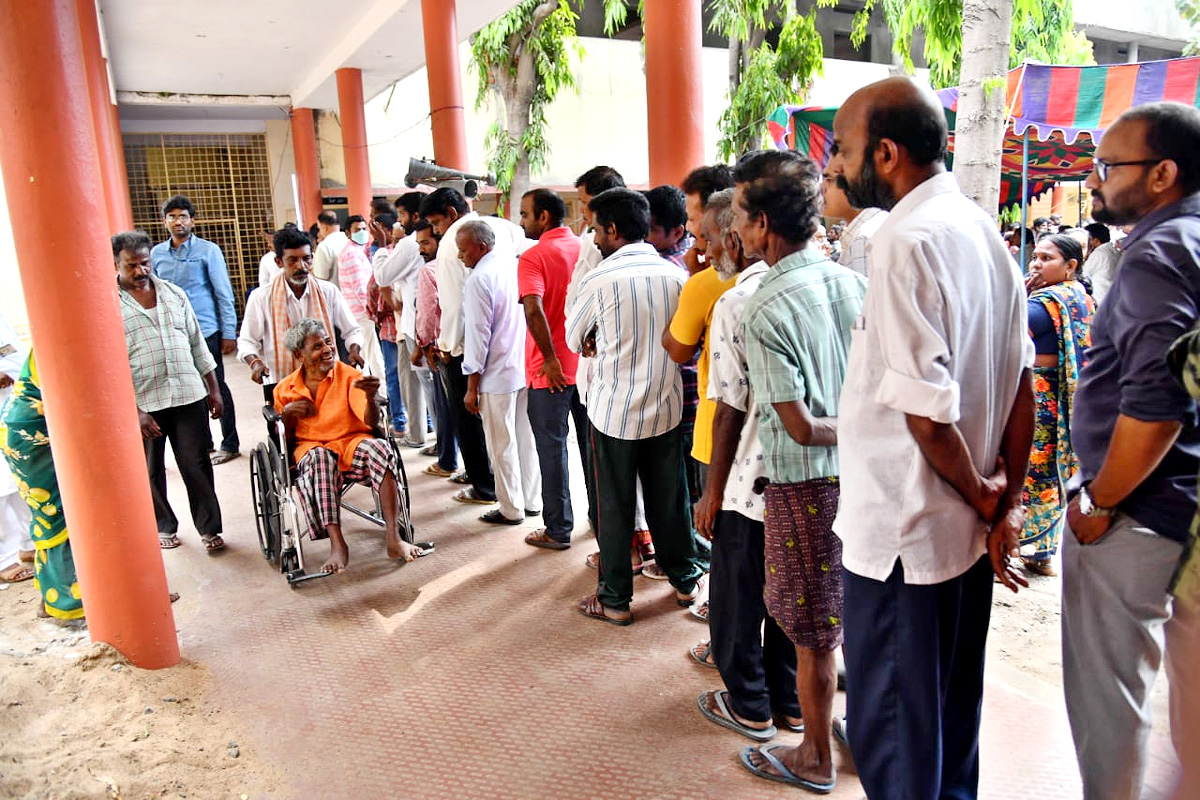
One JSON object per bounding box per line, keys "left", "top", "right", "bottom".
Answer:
{"left": 151, "top": 366, "right": 1182, "bottom": 798}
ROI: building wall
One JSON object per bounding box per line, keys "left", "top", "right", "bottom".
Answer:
{"left": 0, "top": 165, "right": 29, "bottom": 341}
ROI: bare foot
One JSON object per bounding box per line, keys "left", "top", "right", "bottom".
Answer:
{"left": 700, "top": 690, "right": 772, "bottom": 731}
{"left": 390, "top": 540, "right": 425, "bottom": 562}
{"left": 323, "top": 540, "right": 350, "bottom": 573}
{"left": 745, "top": 742, "right": 834, "bottom": 786}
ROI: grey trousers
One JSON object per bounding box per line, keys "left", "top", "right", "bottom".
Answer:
{"left": 395, "top": 337, "right": 431, "bottom": 444}
{"left": 1062, "top": 512, "right": 1197, "bottom": 800}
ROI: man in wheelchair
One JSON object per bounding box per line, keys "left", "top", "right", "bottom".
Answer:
{"left": 274, "top": 318, "right": 430, "bottom": 573}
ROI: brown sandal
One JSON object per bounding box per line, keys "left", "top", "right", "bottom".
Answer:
{"left": 577, "top": 593, "right": 632, "bottom": 626}
{"left": 0, "top": 563, "right": 35, "bottom": 583}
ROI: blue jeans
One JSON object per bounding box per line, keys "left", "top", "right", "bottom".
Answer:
{"left": 527, "top": 386, "right": 576, "bottom": 542}
{"left": 380, "top": 339, "right": 406, "bottom": 431}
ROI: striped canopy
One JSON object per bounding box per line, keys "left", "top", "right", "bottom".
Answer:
{"left": 768, "top": 57, "right": 1200, "bottom": 208}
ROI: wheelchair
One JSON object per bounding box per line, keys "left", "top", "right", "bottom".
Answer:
{"left": 249, "top": 396, "right": 422, "bottom": 586}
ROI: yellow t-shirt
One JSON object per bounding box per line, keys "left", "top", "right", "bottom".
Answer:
{"left": 669, "top": 266, "right": 736, "bottom": 464}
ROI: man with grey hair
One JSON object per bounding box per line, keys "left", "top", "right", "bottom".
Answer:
{"left": 459, "top": 220, "right": 541, "bottom": 526}
{"left": 114, "top": 229, "right": 226, "bottom": 553}
{"left": 273, "top": 317, "right": 432, "bottom": 573}
{"left": 690, "top": 187, "right": 805, "bottom": 742}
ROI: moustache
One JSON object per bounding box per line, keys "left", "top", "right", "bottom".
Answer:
{"left": 835, "top": 174, "right": 851, "bottom": 193}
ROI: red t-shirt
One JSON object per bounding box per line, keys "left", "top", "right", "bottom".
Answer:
{"left": 517, "top": 226, "right": 582, "bottom": 389}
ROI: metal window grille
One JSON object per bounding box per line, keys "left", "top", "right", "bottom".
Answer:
{"left": 122, "top": 133, "right": 276, "bottom": 319}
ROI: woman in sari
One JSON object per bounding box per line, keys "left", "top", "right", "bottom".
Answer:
{"left": 1021, "top": 234, "right": 1095, "bottom": 576}
{"left": 0, "top": 353, "right": 83, "bottom": 621}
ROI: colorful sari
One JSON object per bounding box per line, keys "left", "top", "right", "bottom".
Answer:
{"left": 1166, "top": 329, "right": 1200, "bottom": 614}
{"left": 0, "top": 354, "right": 83, "bottom": 620}
{"left": 1021, "top": 280, "right": 1095, "bottom": 561}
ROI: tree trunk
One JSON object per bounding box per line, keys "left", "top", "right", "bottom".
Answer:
{"left": 728, "top": 37, "right": 742, "bottom": 93}
{"left": 506, "top": 85, "right": 533, "bottom": 223}
{"left": 955, "top": 0, "right": 1013, "bottom": 217}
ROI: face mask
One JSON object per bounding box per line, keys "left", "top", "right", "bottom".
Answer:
{"left": 350, "top": 229, "right": 370, "bottom": 246}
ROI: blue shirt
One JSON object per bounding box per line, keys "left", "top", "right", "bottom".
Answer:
{"left": 1072, "top": 192, "right": 1200, "bottom": 543}
{"left": 151, "top": 234, "right": 237, "bottom": 340}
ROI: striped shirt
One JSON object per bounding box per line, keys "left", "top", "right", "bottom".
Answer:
{"left": 566, "top": 242, "right": 685, "bottom": 440}
{"left": 119, "top": 275, "right": 216, "bottom": 413}
{"left": 743, "top": 247, "right": 866, "bottom": 484}
{"left": 337, "top": 241, "right": 373, "bottom": 319}
{"left": 838, "top": 208, "right": 887, "bottom": 277}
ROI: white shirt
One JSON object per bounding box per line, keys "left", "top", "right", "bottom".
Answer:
{"left": 565, "top": 229, "right": 605, "bottom": 396}
{"left": 237, "top": 277, "right": 364, "bottom": 386}
{"left": 313, "top": 230, "right": 348, "bottom": 286}
{"left": 833, "top": 173, "right": 1035, "bottom": 585}
{"left": 435, "top": 212, "right": 530, "bottom": 356}
{"left": 838, "top": 208, "right": 888, "bottom": 277}
{"left": 1083, "top": 240, "right": 1122, "bottom": 304}
{"left": 707, "top": 262, "right": 769, "bottom": 521}
{"left": 566, "top": 242, "right": 685, "bottom": 440}
{"left": 376, "top": 237, "right": 424, "bottom": 342}
{"left": 462, "top": 249, "right": 527, "bottom": 394}
{"left": 0, "top": 311, "right": 26, "bottom": 499}
{"left": 258, "top": 251, "right": 281, "bottom": 288}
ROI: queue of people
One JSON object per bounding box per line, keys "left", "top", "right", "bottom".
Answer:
{"left": 0, "top": 75, "right": 1196, "bottom": 799}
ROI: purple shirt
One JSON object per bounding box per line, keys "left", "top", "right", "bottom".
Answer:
{"left": 1072, "top": 192, "right": 1200, "bottom": 542}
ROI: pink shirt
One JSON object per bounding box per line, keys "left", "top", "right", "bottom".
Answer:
{"left": 517, "top": 226, "right": 581, "bottom": 388}
{"left": 415, "top": 260, "right": 441, "bottom": 348}
{"left": 337, "top": 241, "right": 373, "bottom": 318}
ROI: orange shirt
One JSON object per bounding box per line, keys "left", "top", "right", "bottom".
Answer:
{"left": 274, "top": 361, "right": 374, "bottom": 471}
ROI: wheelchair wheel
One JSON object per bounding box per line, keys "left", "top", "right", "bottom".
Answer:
{"left": 392, "top": 445, "right": 415, "bottom": 543}
{"left": 250, "top": 444, "right": 281, "bottom": 564}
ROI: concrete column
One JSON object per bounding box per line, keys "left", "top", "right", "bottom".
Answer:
{"left": 335, "top": 68, "right": 372, "bottom": 219}
{"left": 1127, "top": 41, "right": 1140, "bottom": 64}
{"left": 75, "top": 0, "right": 132, "bottom": 230}
{"left": 0, "top": 0, "right": 178, "bottom": 669}
{"left": 644, "top": 0, "right": 704, "bottom": 187}
{"left": 1051, "top": 184, "right": 1067, "bottom": 218}
{"left": 290, "top": 107, "right": 323, "bottom": 227}
{"left": 420, "top": 0, "right": 469, "bottom": 171}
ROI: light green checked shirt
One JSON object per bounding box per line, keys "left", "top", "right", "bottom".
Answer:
{"left": 743, "top": 247, "right": 866, "bottom": 483}
{"left": 119, "top": 275, "right": 216, "bottom": 413}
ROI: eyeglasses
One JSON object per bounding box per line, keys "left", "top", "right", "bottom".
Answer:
{"left": 1093, "top": 158, "right": 1162, "bottom": 182}
{"left": 166, "top": 214, "right": 191, "bottom": 223}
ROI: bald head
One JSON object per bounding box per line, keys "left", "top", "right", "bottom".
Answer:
{"left": 832, "top": 76, "right": 947, "bottom": 210}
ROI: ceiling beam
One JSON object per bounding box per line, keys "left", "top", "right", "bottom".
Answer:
{"left": 117, "top": 91, "right": 291, "bottom": 107}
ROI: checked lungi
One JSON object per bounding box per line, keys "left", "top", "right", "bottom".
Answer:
{"left": 294, "top": 438, "right": 397, "bottom": 540}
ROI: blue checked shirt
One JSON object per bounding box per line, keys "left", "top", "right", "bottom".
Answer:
{"left": 151, "top": 234, "right": 238, "bottom": 340}
{"left": 743, "top": 248, "right": 866, "bottom": 484}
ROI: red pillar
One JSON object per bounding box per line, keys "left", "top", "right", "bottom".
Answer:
{"left": 290, "top": 107, "right": 323, "bottom": 226}
{"left": 1051, "top": 184, "right": 1067, "bottom": 217}
{"left": 0, "top": 0, "right": 178, "bottom": 669}
{"left": 421, "top": 0, "right": 470, "bottom": 172}
{"left": 644, "top": 0, "right": 704, "bottom": 187}
{"left": 75, "top": 0, "right": 132, "bottom": 230}
{"left": 336, "top": 68, "right": 373, "bottom": 219}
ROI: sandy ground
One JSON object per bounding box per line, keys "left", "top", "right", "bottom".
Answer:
{"left": 0, "top": 582, "right": 284, "bottom": 800}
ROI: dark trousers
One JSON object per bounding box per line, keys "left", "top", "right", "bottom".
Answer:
{"left": 204, "top": 332, "right": 238, "bottom": 453}
{"left": 145, "top": 398, "right": 223, "bottom": 536}
{"left": 430, "top": 364, "right": 458, "bottom": 472}
{"left": 710, "top": 509, "right": 801, "bottom": 722}
{"left": 591, "top": 424, "right": 702, "bottom": 611}
{"left": 442, "top": 354, "right": 495, "bottom": 499}
{"left": 571, "top": 394, "right": 596, "bottom": 530}
{"left": 527, "top": 386, "right": 576, "bottom": 543}
{"left": 843, "top": 555, "right": 993, "bottom": 800}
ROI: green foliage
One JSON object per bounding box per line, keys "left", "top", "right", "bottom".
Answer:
{"left": 600, "top": 0, "right": 644, "bottom": 36}
{"left": 1177, "top": 0, "right": 1200, "bottom": 55}
{"left": 880, "top": 0, "right": 1093, "bottom": 89}
{"left": 710, "top": 0, "right": 853, "bottom": 160}
{"left": 470, "top": 0, "right": 582, "bottom": 195}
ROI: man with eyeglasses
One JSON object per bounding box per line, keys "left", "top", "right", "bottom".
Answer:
{"left": 1064, "top": 101, "right": 1200, "bottom": 799}
{"left": 151, "top": 194, "right": 241, "bottom": 466}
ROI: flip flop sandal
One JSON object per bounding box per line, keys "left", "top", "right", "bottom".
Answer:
{"left": 480, "top": 509, "right": 522, "bottom": 525}
{"left": 452, "top": 488, "right": 496, "bottom": 505}
{"left": 450, "top": 472, "right": 471, "bottom": 485}
{"left": 832, "top": 716, "right": 848, "bottom": 745}
{"left": 397, "top": 542, "right": 436, "bottom": 563}
{"left": 210, "top": 451, "right": 240, "bottom": 465}
{"left": 159, "top": 534, "right": 182, "bottom": 550}
{"left": 0, "top": 563, "right": 35, "bottom": 583}
{"left": 774, "top": 713, "right": 805, "bottom": 733}
{"left": 585, "top": 551, "right": 643, "bottom": 575}
{"left": 577, "top": 593, "right": 632, "bottom": 626}
{"left": 697, "top": 690, "right": 776, "bottom": 742}
{"left": 424, "top": 464, "right": 454, "bottom": 477}
{"left": 525, "top": 529, "right": 571, "bottom": 550}
{"left": 677, "top": 577, "right": 705, "bottom": 607}
{"left": 689, "top": 639, "right": 718, "bottom": 669}
{"left": 689, "top": 600, "right": 709, "bottom": 622}
{"left": 201, "top": 534, "right": 226, "bottom": 554}
{"left": 168, "top": 592, "right": 181, "bottom": 603}
{"left": 641, "top": 562, "right": 669, "bottom": 580}
{"left": 738, "top": 744, "right": 836, "bottom": 793}
{"left": 419, "top": 445, "right": 438, "bottom": 457}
